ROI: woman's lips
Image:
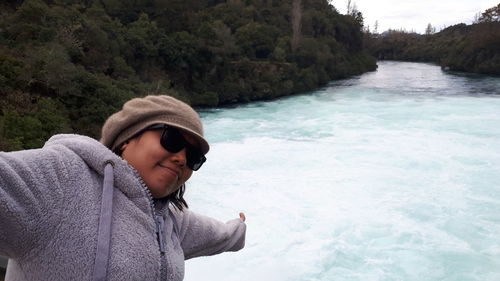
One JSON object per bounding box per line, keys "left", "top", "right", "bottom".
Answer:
{"left": 158, "top": 164, "right": 180, "bottom": 178}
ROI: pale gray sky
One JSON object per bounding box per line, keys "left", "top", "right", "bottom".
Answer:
{"left": 332, "top": 0, "right": 499, "bottom": 33}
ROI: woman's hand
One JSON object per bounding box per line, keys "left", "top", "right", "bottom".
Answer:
{"left": 239, "top": 212, "right": 246, "bottom": 222}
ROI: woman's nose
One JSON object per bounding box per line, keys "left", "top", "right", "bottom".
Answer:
{"left": 170, "top": 148, "right": 187, "bottom": 166}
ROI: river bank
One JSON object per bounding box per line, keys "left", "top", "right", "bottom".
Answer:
{"left": 365, "top": 22, "right": 500, "bottom": 76}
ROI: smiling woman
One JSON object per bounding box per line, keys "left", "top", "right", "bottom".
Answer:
{"left": 0, "top": 95, "right": 246, "bottom": 281}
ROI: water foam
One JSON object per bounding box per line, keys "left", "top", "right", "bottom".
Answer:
{"left": 185, "top": 62, "right": 500, "bottom": 281}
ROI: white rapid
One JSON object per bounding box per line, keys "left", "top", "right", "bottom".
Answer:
{"left": 185, "top": 62, "right": 500, "bottom": 281}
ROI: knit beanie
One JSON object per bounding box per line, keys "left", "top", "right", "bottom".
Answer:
{"left": 100, "top": 95, "right": 209, "bottom": 154}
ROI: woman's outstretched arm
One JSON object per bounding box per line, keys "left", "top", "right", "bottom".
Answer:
{"left": 0, "top": 147, "right": 68, "bottom": 259}
{"left": 171, "top": 207, "right": 246, "bottom": 260}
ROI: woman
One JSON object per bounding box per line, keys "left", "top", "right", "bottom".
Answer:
{"left": 0, "top": 95, "right": 246, "bottom": 281}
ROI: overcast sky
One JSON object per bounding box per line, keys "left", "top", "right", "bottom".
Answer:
{"left": 331, "top": 0, "right": 499, "bottom": 33}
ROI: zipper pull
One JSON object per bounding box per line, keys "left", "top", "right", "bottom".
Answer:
{"left": 155, "top": 215, "right": 166, "bottom": 254}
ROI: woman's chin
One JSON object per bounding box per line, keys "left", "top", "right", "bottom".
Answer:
{"left": 150, "top": 184, "right": 179, "bottom": 199}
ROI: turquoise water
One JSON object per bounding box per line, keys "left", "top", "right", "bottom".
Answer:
{"left": 185, "top": 62, "right": 500, "bottom": 281}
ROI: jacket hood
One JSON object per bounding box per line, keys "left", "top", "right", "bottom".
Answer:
{"left": 43, "top": 134, "right": 146, "bottom": 200}
{"left": 45, "top": 134, "right": 119, "bottom": 170}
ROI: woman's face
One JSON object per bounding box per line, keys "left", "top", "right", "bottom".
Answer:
{"left": 121, "top": 129, "right": 196, "bottom": 198}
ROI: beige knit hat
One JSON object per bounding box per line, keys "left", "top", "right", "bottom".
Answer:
{"left": 100, "top": 95, "right": 209, "bottom": 154}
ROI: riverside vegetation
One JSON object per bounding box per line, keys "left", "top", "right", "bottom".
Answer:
{"left": 364, "top": 4, "right": 500, "bottom": 75}
{"left": 0, "top": 0, "right": 376, "bottom": 151}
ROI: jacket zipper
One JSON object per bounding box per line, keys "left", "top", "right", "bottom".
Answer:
{"left": 131, "top": 168, "right": 168, "bottom": 280}
{"left": 155, "top": 215, "right": 166, "bottom": 253}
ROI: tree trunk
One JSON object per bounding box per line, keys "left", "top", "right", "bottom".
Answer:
{"left": 291, "top": 0, "right": 302, "bottom": 53}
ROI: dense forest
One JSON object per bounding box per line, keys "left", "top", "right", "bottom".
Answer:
{"left": 0, "top": 0, "right": 377, "bottom": 151}
{"left": 365, "top": 4, "right": 500, "bottom": 75}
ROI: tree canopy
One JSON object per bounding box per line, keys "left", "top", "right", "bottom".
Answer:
{"left": 0, "top": 0, "right": 376, "bottom": 151}
{"left": 477, "top": 3, "right": 500, "bottom": 23}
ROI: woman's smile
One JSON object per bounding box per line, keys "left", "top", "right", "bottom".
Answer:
{"left": 158, "top": 163, "right": 180, "bottom": 179}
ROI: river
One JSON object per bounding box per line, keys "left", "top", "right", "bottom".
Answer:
{"left": 185, "top": 61, "right": 500, "bottom": 281}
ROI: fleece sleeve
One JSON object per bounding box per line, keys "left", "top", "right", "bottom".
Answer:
{"left": 172, "top": 208, "right": 246, "bottom": 260}
{"left": 0, "top": 147, "right": 68, "bottom": 259}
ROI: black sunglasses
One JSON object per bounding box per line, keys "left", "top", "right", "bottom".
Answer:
{"left": 149, "top": 124, "right": 206, "bottom": 171}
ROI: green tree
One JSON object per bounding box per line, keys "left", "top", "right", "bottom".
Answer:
{"left": 235, "top": 22, "right": 279, "bottom": 59}
{"left": 5, "top": 0, "right": 54, "bottom": 43}
{"left": 478, "top": 4, "right": 500, "bottom": 22}
{"left": 425, "top": 23, "right": 436, "bottom": 35}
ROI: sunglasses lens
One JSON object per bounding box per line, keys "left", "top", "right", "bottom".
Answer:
{"left": 186, "top": 149, "right": 206, "bottom": 171}
{"left": 160, "top": 126, "right": 207, "bottom": 171}
{"left": 160, "top": 128, "right": 184, "bottom": 153}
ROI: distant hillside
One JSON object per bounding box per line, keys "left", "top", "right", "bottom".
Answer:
{"left": 0, "top": 0, "right": 376, "bottom": 151}
{"left": 364, "top": 4, "right": 500, "bottom": 75}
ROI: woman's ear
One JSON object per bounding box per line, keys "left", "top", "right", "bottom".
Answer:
{"left": 120, "top": 141, "right": 129, "bottom": 152}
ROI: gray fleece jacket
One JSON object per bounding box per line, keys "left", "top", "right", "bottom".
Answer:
{"left": 0, "top": 134, "right": 246, "bottom": 281}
